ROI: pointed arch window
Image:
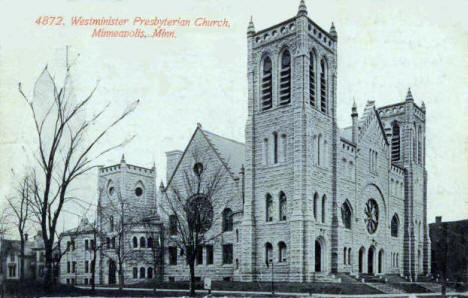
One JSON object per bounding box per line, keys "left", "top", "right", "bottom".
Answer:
{"left": 222, "top": 208, "right": 233, "bottom": 232}
{"left": 169, "top": 215, "right": 177, "bottom": 235}
{"left": 109, "top": 216, "right": 114, "bottom": 232}
{"left": 272, "top": 132, "right": 278, "bottom": 164}
{"left": 341, "top": 200, "right": 352, "bottom": 229}
{"left": 133, "top": 236, "right": 138, "bottom": 248}
{"left": 279, "top": 50, "right": 291, "bottom": 105}
{"left": 391, "top": 122, "right": 400, "bottom": 161}
{"left": 279, "top": 192, "right": 287, "bottom": 221}
{"left": 263, "top": 138, "right": 269, "bottom": 165}
{"left": 261, "top": 56, "right": 273, "bottom": 110}
{"left": 418, "top": 126, "right": 422, "bottom": 164}
{"left": 317, "top": 134, "right": 322, "bottom": 166}
{"left": 310, "top": 51, "right": 317, "bottom": 106}
{"left": 266, "top": 194, "right": 273, "bottom": 222}
{"left": 320, "top": 59, "right": 328, "bottom": 113}
{"left": 391, "top": 214, "right": 399, "bottom": 237}
{"left": 140, "top": 237, "right": 146, "bottom": 248}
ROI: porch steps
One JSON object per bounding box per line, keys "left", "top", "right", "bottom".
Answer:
{"left": 366, "top": 282, "right": 405, "bottom": 294}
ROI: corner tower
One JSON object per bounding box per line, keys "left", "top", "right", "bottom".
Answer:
{"left": 242, "top": 0, "right": 339, "bottom": 282}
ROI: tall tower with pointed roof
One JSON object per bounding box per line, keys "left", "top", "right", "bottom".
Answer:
{"left": 242, "top": 0, "right": 339, "bottom": 282}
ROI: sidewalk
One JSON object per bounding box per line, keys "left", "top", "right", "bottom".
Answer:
{"left": 76, "top": 285, "right": 468, "bottom": 297}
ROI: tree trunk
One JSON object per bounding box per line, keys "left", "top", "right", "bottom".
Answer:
{"left": 91, "top": 256, "right": 96, "bottom": 291}
{"left": 189, "top": 261, "right": 195, "bottom": 296}
{"left": 118, "top": 264, "right": 124, "bottom": 291}
{"left": 20, "top": 239, "right": 25, "bottom": 284}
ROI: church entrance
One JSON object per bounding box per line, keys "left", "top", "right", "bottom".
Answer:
{"left": 368, "top": 246, "right": 375, "bottom": 274}
{"left": 359, "top": 247, "right": 365, "bottom": 273}
{"left": 378, "top": 249, "right": 384, "bottom": 274}
{"left": 108, "top": 260, "right": 116, "bottom": 284}
{"left": 315, "top": 240, "right": 322, "bottom": 272}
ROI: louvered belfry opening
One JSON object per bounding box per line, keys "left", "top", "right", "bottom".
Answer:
{"left": 261, "top": 57, "right": 273, "bottom": 111}
{"left": 391, "top": 122, "right": 400, "bottom": 161}
{"left": 310, "top": 51, "right": 316, "bottom": 106}
{"left": 279, "top": 50, "right": 291, "bottom": 105}
{"left": 320, "top": 59, "right": 327, "bottom": 113}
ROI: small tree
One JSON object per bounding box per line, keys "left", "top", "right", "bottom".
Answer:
{"left": 160, "top": 147, "right": 229, "bottom": 295}
{"left": 18, "top": 48, "right": 138, "bottom": 289}
{"left": 100, "top": 191, "right": 138, "bottom": 291}
{"left": 5, "top": 172, "right": 33, "bottom": 284}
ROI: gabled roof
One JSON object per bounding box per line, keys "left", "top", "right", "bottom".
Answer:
{"left": 165, "top": 125, "right": 245, "bottom": 190}
{"left": 358, "top": 101, "right": 389, "bottom": 146}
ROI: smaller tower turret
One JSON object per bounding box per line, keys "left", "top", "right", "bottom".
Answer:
{"left": 247, "top": 16, "right": 255, "bottom": 37}
{"left": 406, "top": 88, "right": 414, "bottom": 102}
{"left": 329, "top": 22, "right": 337, "bottom": 40}
{"left": 297, "top": 0, "right": 308, "bottom": 17}
{"left": 351, "top": 100, "right": 358, "bottom": 143}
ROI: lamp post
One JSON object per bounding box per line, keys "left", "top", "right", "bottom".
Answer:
{"left": 266, "top": 258, "right": 274, "bottom": 294}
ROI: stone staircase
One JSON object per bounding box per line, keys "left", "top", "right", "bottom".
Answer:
{"left": 366, "top": 282, "right": 405, "bottom": 294}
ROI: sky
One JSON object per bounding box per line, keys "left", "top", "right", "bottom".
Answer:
{"left": 0, "top": 0, "right": 467, "bottom": 233}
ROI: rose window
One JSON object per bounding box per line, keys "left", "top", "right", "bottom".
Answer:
{"left": 364, "top": 199, "right": 379, "bottom": 234}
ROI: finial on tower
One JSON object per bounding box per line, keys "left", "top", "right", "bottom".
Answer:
{"left": 297, "top": 0, "right": 308, "bottom": 16}
{"left": 406, "top": 88, "right": 414, "bottom": 102}
{"left": 247, "top": 16, "right": 255, "bottom": 36}
{"left": 421, "top": 101, "right": 426, "bottom": 112}
{"left": 330, "top": 22, "right": 337, "bottom": 40}
{"left": 120, "top": 153, "right": 126, "bottom": 163}
{"left": 159, "top": 181, "right": 165, "bottom": 192}
{"left": 351, "top": 99, "right": 358, "bottom": 117}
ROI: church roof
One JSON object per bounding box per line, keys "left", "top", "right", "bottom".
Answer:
{"left": 202, "top": 129, "right": 245, "bottom": 179}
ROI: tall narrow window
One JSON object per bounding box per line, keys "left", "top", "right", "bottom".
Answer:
{"left": 109, "top": 216, "right": 114, "bottom": 232}
{"left": 310, "top": 51, "right": 316, "bottom": 106}
{"left": 348, "top": 248, "right": 351, "bottom": 265}
{"left": 273, "top": 132, "right": 278, "bottom": 164}
{"left": 263, "top": 138, "right": 269, "bottom": 165}
{"left": 317, "top": 135, "right": 322, "bottom": 166}
{"left": 391, "top": 122, "right": 400, "bottom": 161}
{"left": 222, "top": 244, "right": 233, "bottom": 264}
{"left": 265, "top": 243, "right": 273, "bottom": 264}
{"left": 343, "top": 247, "right": 347, "bottom": 264}
{"left": 133, "top": 236, "right": 138, "bottom": 248}
{"left": 169, "top": 247, "right": 177, "bottom": 265}
{"left": 313, "top": 192, "right": 319, "bottom": 220}
{"left": 266, "top": 194, "right": 273, "bottom": 222}
{"left": 196, "top": 247, "right": 203, "bottom": 265}
{"left": 140, "top": 237, "right": 146, "bottom": 248}
{"left": 321, "top": 195, "right": 327, "bottom": 223}
{"left": 279, "top": 50, "right": 291, "bottom": 105}
{"left": 391, "top": 214, "right": 399, "bottom": 237}
{"left": 262, "top": 57, "right": 273, "bottom": 110}
{"left": 278, "top": 242, "right": 287, "bottom": 262}
{"left": 279, "top": 134, "right": 287, "bottom": 163}
{"left": 320, "top": 59, "right": 327, "bottom": 113}
{"left": 222, "top": 208, "right": 233, "bottom": 232}
{"left": 418, "top": 126, "right": 422, "bottom": 164}
{"left": 279, "top": 192, "right": 287, "bottom": 221}
{"left": 169, "top": 215, "right": 177, "bottom": 235}
{"left": 206, "top": 245, "right": 214, "bottom": 265}
{"left": 341, "top": 201, "right": 352, "bottom": 229}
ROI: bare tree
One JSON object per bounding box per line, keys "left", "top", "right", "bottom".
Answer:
{"left": 5, "top": 172, "right": 33, "bottom": 284}
{"left": 18, "top": 48, "right": 138, "bottom": 289}
{"left": 100, "top": 190, "right": 139, "bottom": 291}
{"left": 160, "top": 147, "right": 229, "bottom": 295}
{"left": 0, "top": 207, "right": 10, "bottom": 298}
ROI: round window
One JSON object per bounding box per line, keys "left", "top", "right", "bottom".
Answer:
{"left": 364, "top": 199, "right": 379, "bottom": 234}
{"left": 135, "top": 187, "right": 143, "bottom": 197}
{"left": 109, "top": 186, "right": 115, "bottom": 196}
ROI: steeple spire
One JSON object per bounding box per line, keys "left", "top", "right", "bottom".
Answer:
{"left": 406, "top": 88, "right": 414, "bottom": 102}
{"left": 120, "top": 153, "right": 126, "bottom": 163}
{"left": 247, "top": 16, "right": 255, "bottom": 37}
{"left": 297, "top": 0, "right": 308, "bottom": 17}
{"left": 330, "top": 22, "right": 337, "bottom": 40}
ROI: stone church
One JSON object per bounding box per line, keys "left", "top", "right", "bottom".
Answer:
{"left": 60, "top": 0, "right": 430, "bottom": 285}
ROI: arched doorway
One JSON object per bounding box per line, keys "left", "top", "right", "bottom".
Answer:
{"left": 359, "top": 247, "right": 365, "bottom": 273}
{"left": 368, "top": 246, "right": 375, "bottom": 275}
{"left": 108, "top": 260, "right": 116, "bottom": 284}
{"left": 378, "top": 249, "right": 384, "bottom": 274}
{"left": 315, "top": 240, "right": 322, "bottom": 272}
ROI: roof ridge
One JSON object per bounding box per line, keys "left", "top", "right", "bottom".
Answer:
{"left": 202, "top": 129, "right": 245, "bottom": 146}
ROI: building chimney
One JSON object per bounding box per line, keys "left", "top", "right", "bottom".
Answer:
{"left": 165, "top": 150, "right": 183, "bottom": 182}
{"left": 435, "top": 216, "right": 442, "bottom": 223}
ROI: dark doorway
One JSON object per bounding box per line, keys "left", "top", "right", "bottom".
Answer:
{"left": 359, "top": 247, "right": 364, "bottom": 273}
{"left": 315, "top": 240, "right": 321, "bottom": 272}
{"left": 368, "top": 246, "right": 375, "bottom": 274}
{"left": 108, "top": 260, "right": 116, "bottom": 284}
